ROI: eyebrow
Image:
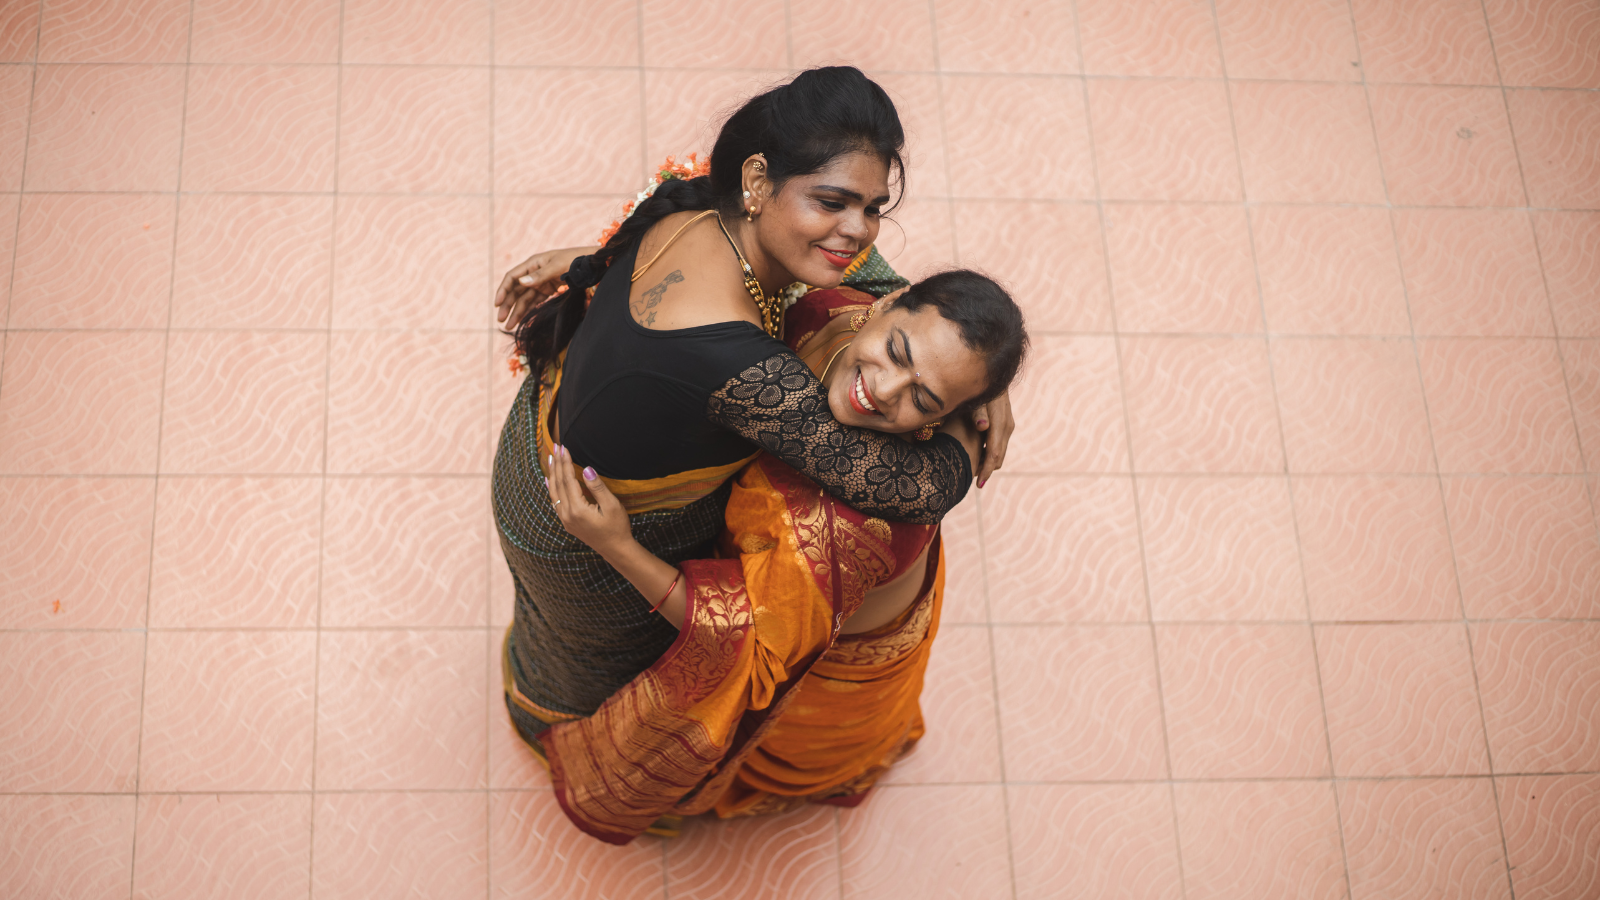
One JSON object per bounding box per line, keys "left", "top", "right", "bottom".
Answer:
{"left": 897, "top": 327, "right": 945, "bottom": 411}
{"left": 815, "top": 185, "right": 893, "bottom": 205}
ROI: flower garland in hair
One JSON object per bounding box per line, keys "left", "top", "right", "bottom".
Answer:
{"left": 598, "top": 153, "right": 712, "bottom": 245}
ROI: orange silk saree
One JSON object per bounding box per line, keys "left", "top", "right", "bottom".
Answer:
{"left": 535, "top": 288, "right": 947, "bottom": 844}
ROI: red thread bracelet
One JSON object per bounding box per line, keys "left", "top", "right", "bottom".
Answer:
{"left": 649, "top": 569, "right": 682, "bottom": 614}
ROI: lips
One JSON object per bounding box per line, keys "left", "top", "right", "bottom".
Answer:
{"left": 848, "top": 370, "right": 882, "bottom": 416}
{"left": 818, "top": 246, "right": 854, "bottom": 269}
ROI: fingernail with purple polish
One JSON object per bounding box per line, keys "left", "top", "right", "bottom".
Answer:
{"left": 583, "top": 467, "right": 597, "bottom": 481}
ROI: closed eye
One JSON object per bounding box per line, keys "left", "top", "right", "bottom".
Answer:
{"left": 886, "top": 337, "right": 930, "bottom": 414}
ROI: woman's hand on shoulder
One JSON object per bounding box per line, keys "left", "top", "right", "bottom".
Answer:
{"left": 495, "top": 246, "right": 598, "bottom": 327}
{"left": 545, "top": 444, "right": 635, "bottom": 555}
{"left": 970, "top": 391, "right": 1013, "bottom": 488}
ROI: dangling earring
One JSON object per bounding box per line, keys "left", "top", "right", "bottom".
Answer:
{"left": 746, "top": 205, "right": 755, "bottom": 222}
{"left": 849, "top": 302, "right": 880, "bottom": 332}
{"left": 914, "top": 422, "right": 940, "bottom": 441}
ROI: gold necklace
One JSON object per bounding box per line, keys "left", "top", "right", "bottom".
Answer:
{"left": 716, "top": 214, "right": 783, "bottom": 340}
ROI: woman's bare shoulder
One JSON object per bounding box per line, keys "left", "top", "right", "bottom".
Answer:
{"left": 630, "top": 213, "right": 761, "bottom": 330}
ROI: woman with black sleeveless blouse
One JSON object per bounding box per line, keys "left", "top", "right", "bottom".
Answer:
{"left": 491, "top": 67, "right": 1014, "bottom": 730}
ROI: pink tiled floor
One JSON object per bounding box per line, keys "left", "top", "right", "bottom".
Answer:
{"left": 2, "top": 1, "right": 1597, "bottom": 898}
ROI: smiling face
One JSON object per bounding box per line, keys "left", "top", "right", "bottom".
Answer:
{"left": 825, "top": 302, "right": 991, "bottom": 433}
{"left": 750, "top": 151, "right": 891, "bottom": 290}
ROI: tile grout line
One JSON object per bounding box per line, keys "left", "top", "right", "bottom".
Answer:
{"left": 0, "top": 0, "right": 43, "bottom": 394}
{"left": 307, "top": 3, "right": 348, "bottom": 894}
{"left": 1067, "top": 2, "right": 1190, "bottom": 898}
{"left": 1463, "top": 6, "right": 1529, "bottom": 897}
{"left": 128, "top": 2, "right": 197, "bottom": 893}
{"left": 1216, "top": 2, "right": 1362, "bottom": 897}
{"left": 484, "top": 1, "right": 497, "bottom": 896}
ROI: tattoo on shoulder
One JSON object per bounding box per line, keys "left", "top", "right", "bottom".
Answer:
{"left": 633, "top": 269, "right": 684, "bottom": 324}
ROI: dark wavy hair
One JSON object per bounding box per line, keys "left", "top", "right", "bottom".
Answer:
{"left": 893, "top": 269, "right": 1028, "bottom": 413}
{"left": 511, "top": 66, "right": 907, "bottom": 375}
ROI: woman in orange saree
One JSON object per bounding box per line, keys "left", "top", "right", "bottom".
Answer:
{"left": 523, "top": 272, "right": 1027, "bottom": 844}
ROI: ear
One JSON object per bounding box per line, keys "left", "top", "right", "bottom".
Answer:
{"left": 879, "top": 286, "right": 909, "bottom": 308}
{"left": 741, "top": 154, "right": 771, "bottom": 206}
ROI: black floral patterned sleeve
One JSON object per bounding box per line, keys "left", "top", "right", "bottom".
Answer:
{"left": 706, "top": 351, "right": 972, "bottom": 524}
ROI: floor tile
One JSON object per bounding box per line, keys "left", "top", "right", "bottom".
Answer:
{"left": 1173, "top": 780, "right": 1348, "bottom": 900}
{"left": 980, "top": 476, "right": 1147, "bottom": 623}
{"left": 1076, "top": 0, "right": 1222, "bottom": 77}
{"left": 326, "top": 331, "right": 488, "bottom": 475}
{"left": 10, "top": 192, "right": 175, "bottom": 329}
{"left": 1396, "top": 209, "right": 1551, "bottom": 337}
{"left": 25, "top": 63, "right": 184, "bottom": 191}
{"left": 1506, "top": 89, "right": 1600, "bottom": 209}
{"left": 149, "top": 476, "right": 321, "bottom": 628}
{"left": 139, "top": 630, "right": 316, "bottom": 792}
{"left": 171, "top": 193, "right": 334, "bottom": 330}
{"left": 495, "top": 68, "right": 642, "bottom": 194}
{"left": 0, "top": 65, "right": 29, "bottom": 191}
{"left": 1232, "top": 80, "right": 1385, "bottom": 204}
{"left": 0, "top": 795, "right": 135, "bottom": 900}
{"left": 880, "top": 626, "right": 1001, "bottom": 784}
{"left": 877, "top": 196, "right": 956, "bottom": 282}
{"left": 1252, "top": 205, "right": 1410, "bottom": 336}
{"left": 1483, "top": 0, "right": 1600, "bottom": 89}
{"left": 837, "top": 785, "right": 1012, "bottom": 900}
{"left": 1318, "top": 622, "right": 1490, "bottom": 776}
{"left": 134, "top": 793, "right": 313, "bottom": 900}
{"left": 1498, "top": 774, "right": 1600, "bottom": 900}
{"left": 1370, "top": 85, "right": 1526, "bottom": 208}
{"left": 0, "top": 330, "right": 167, "bottom": 475}
{"left": 1273, "top": 337, "right": 1435, "bottom": 473}
{"left": 332, "top": 195, "right": 490, "bottom": 329}
{"left": 790, "top": 0, "right": 935, "bottom": 73}
{"left": 322, "top": 476, "right": 488, "bottom": 627}
{"left": 1339, "top": 778, "right": 1511, "bottom": 900}
{"left": 638, "top": 0, "right": 785, "bottom": 69}
{"left": 181, "top": 64, "right": 338, "bottom": 192}
{"left": 1417, "top": 338, "right": 1583, "bottom": 474}
{"left": 37, "top": 0, "right": 190, "bottom": 64}
{"left": 1138, "top": 476, "right": 1304, "bottom": 621}
{"left": 495, "top": 0, "right": 638, "bottom": 67}
{"left": 941, "top": 74, "right": 1094, "bottom": 200}
{"left": 340, "top": 0, "right": 491, "bottom": 65}
{"left": 1008, "top": 783, "right": 1182, "bottom": 900}
{"left": 490, "top": 790, "right": 663, "bottom": 899}
{"left": 1157, "top": 623, "right": 1329, "bottom": 778}
{"left": 992, "top": 624, "right": 1167, "bottom": 780}
{"left": 312, "top": 792, "right": 487, "bottom": 900}
{"left": 868, "top": 72, "right": 949, "bottom": 200}
{"left": 1120, "top": 336, "right": 1284, "bottom": 474}
{"left": 1088, "top": 79, "right": 1241, "bottom": 203}
{"left": 1534, "top": 212, "right": 1600, "bottom": 339}
{"left": 160, "top": 331, "right": 326, "bottom": 474}
{"left": 190, "top": 0, "right": 341, "bottom": 64}
{"left": 1349, "top": 0, "right": 1499, "bottom": 85}
{"left": 1293, "top": 476, "right": 1461, "bottom": 622}
{"left": 316, "top": 629, "right": 487, "bottom": 790}
{"left": 494, "top": 195, "right": 629, "bottom": 278}
{"left": 338, "top": 65, "right": 490, "bottom": 194}
{"left": 1104, "top": 203, "right": 1259, "bottom": 333}
{"left": 0, "top": 476, "right": 155, "bottom": 629}
{"left": 1443, "top": 476, "right": 1600, "bottom": 620}
{"left": 0, "top": 3, "right": 39, "bottom": 60}
{"left": 669, "top": 804, "right": 840, "bottom": 900}
{"left": 0, "top": 194, "right": 14, "bottom": 317}
{"left": 0, "top": 631, "right": 144, "bottom": 792}
{"left": 1214, "top": 0, "right": 1360, "bottom": 81}
{"left": 951, "top": 200, "right": 1113, "bottom": 333}
{"left": 1566, "top": 340, "right": 1600, "bottom": 467}
{"left": 934, "top": 498, "right": 985, "bottom": 625}
{"left": 1474, "top": 622, "right": 1600, "bottom": 774}
{"left": 641, "top": 68, "right": 794, "bottom": 177}
{"left": 933, "top": 0, "right": 1079, "bottom": 74}
{"left": 1003, "top": 335, "right": 1128, "bottom": 473}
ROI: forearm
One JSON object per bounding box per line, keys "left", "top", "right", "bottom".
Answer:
{"left": 595, "top": 539, "right": 688, "bottom": 630}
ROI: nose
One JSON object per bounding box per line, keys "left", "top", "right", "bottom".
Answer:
{"left": 838, "top": 208, "right": 873, "bottom": 244}
{"left": 875, "top": 367, "right": 916, "bottom": 413}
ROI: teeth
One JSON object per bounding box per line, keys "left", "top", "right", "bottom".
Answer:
{"left": 854, "top": 374, "right": 879, "bottom": 414}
